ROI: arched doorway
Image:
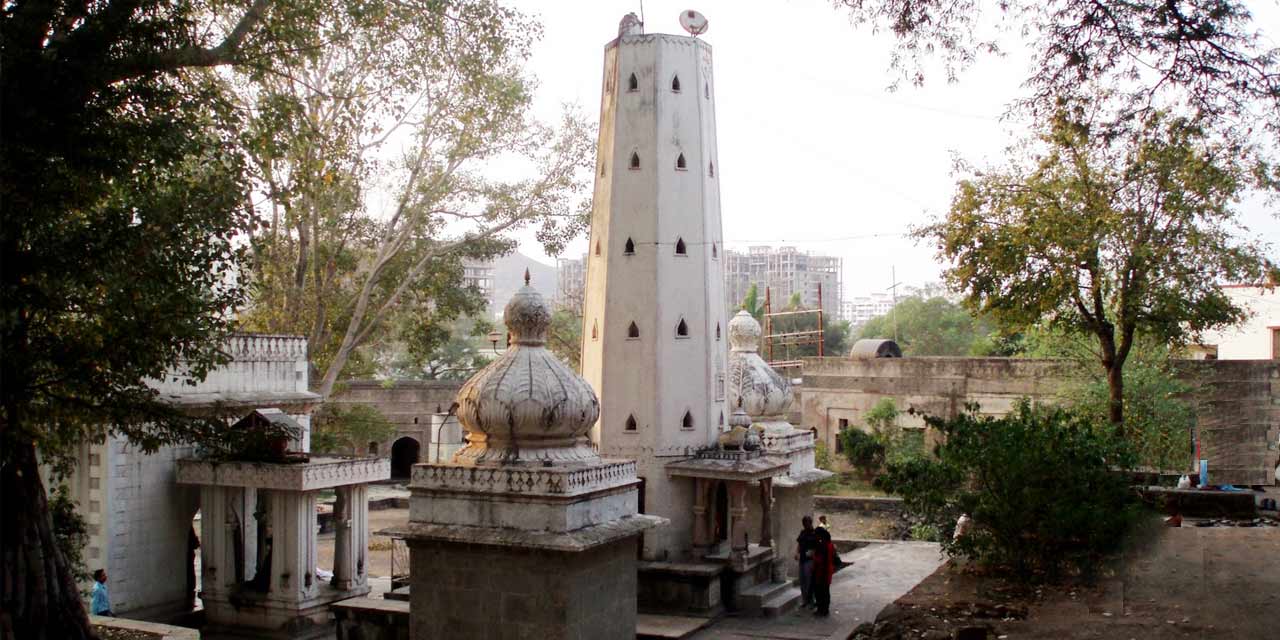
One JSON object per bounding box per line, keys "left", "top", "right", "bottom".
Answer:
{"left": 390, "top": 437, "right": 420, "bottom": 479}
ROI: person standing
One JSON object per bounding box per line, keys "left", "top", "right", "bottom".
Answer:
{"left": 813, "top": 527, "right": 836, "bottom": 616}
{"left": 91, "top": 569, "right": 114, "bottom": 617}
{"left": 795, "top": 516, "right": 818, "bottom": 608}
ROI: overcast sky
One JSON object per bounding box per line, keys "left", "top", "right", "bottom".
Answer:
{"left": 503, "top": 0, "right": 1280, "bottom": 299}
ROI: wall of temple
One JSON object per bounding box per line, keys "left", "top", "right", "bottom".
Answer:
{"left": 52, "top": 334, "right": 318, "bottom": 620}
{"left": 801, "top": 356, "right": 1280, "bottom": 486}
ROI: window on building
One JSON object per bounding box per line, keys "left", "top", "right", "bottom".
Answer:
{"left": 624, "top": 237, "right": 635, "bottom": 254}
{"left": 718, "top": 411, "right": 724, "bottom": 427}
{"left": 595, "top": 239, "right": 601, "bottom": 256}
{"left": 368, "top": 441, "right": 379, "bottom": 455}
{"left": 705, "top": 82, "right": 710, "bottom": 98}
{"left": 628, "top": 321, "right": 640, "bottom": 338}
{"left": 628, "top": 73, "right": 638, "bottom": 92}
{"left": 676, "top": 153, "right": 687, "bottom": 170}
{"left": 626, "top": 414, "right": 638, "bottom": 431}
{"left": 682, "top": 411, "right": 694, "bottom": 429}
{"left": 676, "top": 318, "right": 689, "bottom": 337}
{"left": 600, "top": 162, "right": 606, "bottom": 176}
{"left": 711, "top": 242, "right": 717, "bottom": 258}
{"left": 592, "top": 319, "right": 598, "bottom": 341}
{"left": 715, "top": 323, "right": 721, "bottom": 340}
{"left": 675, "top": 237, "right": 686, "bottom": 255}
{"left": 630, "top": 152, "right": 641, "bottom": 170}
{"left": 671, "top": 75, "right": 681, "bottom": 92}
{"left": 709, "top": 161, "right": 715, "bottom": 177}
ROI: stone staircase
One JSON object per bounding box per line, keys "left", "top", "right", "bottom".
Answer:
{"left": 737, "top": 579, "right": 802, "bottom": 617}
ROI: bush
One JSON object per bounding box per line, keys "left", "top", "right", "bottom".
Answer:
{"left": 877, "top": 400, "right": 1140, "bottom": 579}
{"left": 49, "top": 484, "right": 90, "bottom": 588}
{"left": 839, "top": 428, "right": 885, "bottom": 476}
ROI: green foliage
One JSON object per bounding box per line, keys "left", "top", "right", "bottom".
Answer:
{"left": 310, "top": 404, "right": 397, "bottom": 455}
{"left": 834, "top": 1, "right": 1280, "bottom": 166}
{"left": 381, "top": 315, "right": 494, "bottom": 381}
{"left": 839, "top": 428, "right": 885, "bottom": 474}
{"left": 856, "top": 295, "right": 999, "bottom": 356}
{"left": 919, "top": 111, "right": 1269, "bottom": 429}
{"left": 740, "top": 283, "right": 764, "bottom": 324}
{"left": 909, "top": 523, "right": 941, "bottom": 543}
{"left": 198, "top": 417, "right": 303, "bottom": 463}
{"left": 238, "top": 0, "right": 594, "bottom": 396}
{"left": 1061, "top": 340, "right": 1197, "bottom": 472}
{"left": 877, "top": 401, "right": 1141, "bottom": 579}
{"left": 49, "top": 485, "right": 90, "bottom": 588}
{"left": 547, "top": 308, "right": 583, "bottom": 372}
{"left": 812, "top": 440, "right": 842, "bottom": 495}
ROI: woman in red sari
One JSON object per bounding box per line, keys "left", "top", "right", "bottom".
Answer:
{"left": 812, "top": 526, "right": 836, "bottom": 616}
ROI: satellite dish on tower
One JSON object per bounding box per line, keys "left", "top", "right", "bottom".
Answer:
{"left": 679, "top": 10, "right": 708, "bottom": 37}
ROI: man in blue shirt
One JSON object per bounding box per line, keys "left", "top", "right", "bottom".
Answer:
{"left": 91, "top": 569, "right": 113, "bottom": 616}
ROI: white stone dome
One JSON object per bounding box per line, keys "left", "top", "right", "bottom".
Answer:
{"left": 453, "top": 276, "right": 601, "bottom": 466}
{"left": 726, "top": 310, "right": 792, "bottom": 418}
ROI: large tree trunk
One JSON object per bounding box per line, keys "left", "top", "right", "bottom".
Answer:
{"left": 0, "top": 442, "right": 95, "bottom": 640}
{"left": 1106, "top": 363, "right": 1125, "bottom": 434}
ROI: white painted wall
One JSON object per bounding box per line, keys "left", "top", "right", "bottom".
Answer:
{"left": 581, "top": 31, "right": 729, "bottom": 559}
{"left": 1198, "top": 286, "right": 1280, "bottom": 359}
{"left": 60, "top": 334, "right": 316, "bottom": 619}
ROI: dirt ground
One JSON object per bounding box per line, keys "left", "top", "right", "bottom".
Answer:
{"left": 856, "top": 516, "right": 1280, "bottom": 639}
{"left": 316, "top": 506, "right": 409, "bottom": 578}
{"left": 822, "top": 509, "right": 903, "bottom": 540}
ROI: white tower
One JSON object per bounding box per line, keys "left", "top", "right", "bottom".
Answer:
{"left": 582, "top": 14, "right": 728, "bottom": 559}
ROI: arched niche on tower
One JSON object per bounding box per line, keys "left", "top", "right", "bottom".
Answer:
{"left": 676, "top": 153, "right": 687, "bottom": 171}
{"left": 671, "top": 74, "right": 682, "bottom": 93}
{"left": 627, "top": 72, "right": 639, "bottom": 92}
{"left": 674, "top": 237, "right": 687, "bottom": 256}
{"left": 624, "top": 237, "right": 635, "bottom": 255}
{"left": 675, "top": 317, "right": 689, "bottom": 339}
{"left": 629, "top": 151, "right": 641, "bottom": 170}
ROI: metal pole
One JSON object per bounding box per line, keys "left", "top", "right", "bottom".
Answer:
{"left": 817, "top": 282, "right": 824, "bottom": 357}
{"left": 764, "top": 287, "right": 772, "bottom": 363}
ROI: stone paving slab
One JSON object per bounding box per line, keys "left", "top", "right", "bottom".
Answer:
{"left": 688, "top": 541, "right": 945, "bottom": 640}
{"left": 637, "top": 613, "right": 716, "bottom": 639}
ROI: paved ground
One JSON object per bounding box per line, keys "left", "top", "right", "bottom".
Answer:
{"left": 689, "top": 541, "right": 946, "bottom": 640}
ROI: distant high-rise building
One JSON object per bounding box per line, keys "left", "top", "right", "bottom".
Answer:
{"left": 554, "top": 254, "right": 587, "bottom": 312}
{"left": 723, "top": 246, "right": 842, "bottom": 321}
{"left": 462, "top": 260, "right": 495, "bottom": 302}
{"left": 843, "top": 292, "right": 896, "bottom": 327}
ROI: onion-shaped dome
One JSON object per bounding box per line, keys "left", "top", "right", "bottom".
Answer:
{"left": 453, "top": 272, "right": 601, "bottom": 466}
{"left": 726, "top": 310, "right": 792, "bottom": 419}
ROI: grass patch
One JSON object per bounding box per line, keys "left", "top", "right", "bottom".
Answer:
{"left": 816, "top": 472, "right": 888, "bottom": 498}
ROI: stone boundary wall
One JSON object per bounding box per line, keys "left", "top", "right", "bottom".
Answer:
{"left": 814, "top": 495, "right": 904, "bottom": 514}
{"left": 801, "top": 357, "right": 1280, "bottom": 486}
{"left": 328, "top": 379, "right": 463, "bottom": 454}
{"left": 92, "top": 615, "right": 200, "bottom": 639}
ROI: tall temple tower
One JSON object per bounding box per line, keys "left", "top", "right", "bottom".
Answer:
{"left": 581, "top": 14, "right": 728, "bottom": 559}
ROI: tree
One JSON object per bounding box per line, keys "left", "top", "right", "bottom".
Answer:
{"left": 856, "top": 295, "right": 998, "bottom": 355}
{"left": 1, "top": 1, "right": 338, "bottom": 636}
{"left": 918, "top": 111, "right": 1270, "bottom": 430}
{"left": 381, "top": 315, "right": 495, "bottom": 381}
{"left": 237, "top": 1, "right": 592, "bottom": 397}
{"left": 739, "top": 283, "right": 764, "bottom": 324}
{"left": 835, "top": 0, "right": 1280, "bottom": 146}
{"left": 547, "top": 308, "right": 583, "bottom": 372}
{"left": 310, "top": 404, "right": 397, "bottom": 455}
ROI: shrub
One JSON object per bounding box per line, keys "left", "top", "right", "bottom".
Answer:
{"left": 49, "top": 484, "right": 90, "bottom": 588}
{"left": 878, "top": 400, "right": 1140, "bottom": 579}
{"left": 839, "top": 428, "right": 885, "bottom": 476}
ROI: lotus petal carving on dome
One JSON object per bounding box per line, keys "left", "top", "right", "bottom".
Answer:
{"left": 726, "top": 310, "right": 792, "bottom": 420}
{"left": 452, "top": 280, "right": 601, "bottom": 467}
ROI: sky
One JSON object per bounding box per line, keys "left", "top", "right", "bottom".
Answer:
{"left": 501, "top": 0, "right": 1280, "bottom": 299}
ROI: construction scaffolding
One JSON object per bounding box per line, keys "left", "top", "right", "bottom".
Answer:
{"left": 763, "top": 284, "right": 825, "bottom": 370}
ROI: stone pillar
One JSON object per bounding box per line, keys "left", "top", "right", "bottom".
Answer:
{"left": 270, "top": 490, "right": 318, "bottom": 602}
{"left": 691, "top": 478, "right": 709, "bottom": 551}
{"left": 759, "top": 478, "right": 773, "bottom": 548}
{"left": 729, "top": 482, "right": 749, "bottom": 552}
{"left": 332, "top": 484, "right": 369, "bottom": 590}
{"left": 199, "top": 486, "right": 228, "bottom": 600}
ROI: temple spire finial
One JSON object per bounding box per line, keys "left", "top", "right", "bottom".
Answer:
{"left": 524, "top": 268, "right": 530, "bottom": 286}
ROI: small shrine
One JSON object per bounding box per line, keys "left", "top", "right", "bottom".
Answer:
{"left": 391, "top": 275, "right": 663, "bottom": 639}
{"left": 177, "top": 413, "right": 388, "bottom": 639}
